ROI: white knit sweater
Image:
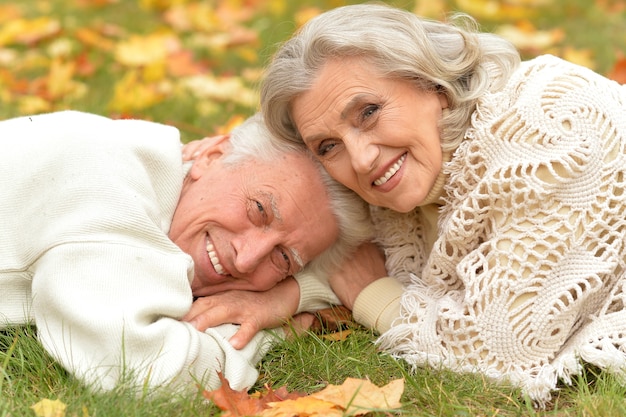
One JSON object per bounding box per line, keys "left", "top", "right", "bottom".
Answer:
{"left": 352, "top": 55, "right": 626, "bottom": 403}
{"left": 0, "top": 111, "right": 334, "bottom": 393}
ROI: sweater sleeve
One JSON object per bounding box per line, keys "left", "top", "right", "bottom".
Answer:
{"left": 31, "top": 242, "right": 279, "bottom": 393}
{"left": 352, "top": 277, "right": 403, "bottom": 333}
{"left": 294, "top": 270, "right": 341, "bottom": 313}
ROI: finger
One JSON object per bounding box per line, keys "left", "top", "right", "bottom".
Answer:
{"left": 181, "top": 298, "right": 213, "bottom": 322}
{"left": 229, "top": 321, "right": 261, "bottom": 350}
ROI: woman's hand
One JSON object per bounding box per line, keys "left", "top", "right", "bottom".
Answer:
{"left": 182, "top": 277, "right": 300, "bottom": 349}
{"left": 328, "top": 241, "right": 388, "bottom": 310}
{"left": 181, "top": 135, "right": 229, "bottom": 161}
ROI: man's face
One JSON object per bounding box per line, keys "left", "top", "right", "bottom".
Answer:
{"left": 169, "top": 136, "right": 339, "bottom": 297}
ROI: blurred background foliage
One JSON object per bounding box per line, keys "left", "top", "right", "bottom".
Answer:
{"left": 0, "top": 0, "right": 624, "bottom": 142}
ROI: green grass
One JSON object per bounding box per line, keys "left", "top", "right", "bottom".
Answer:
{"left": 5, "top": 323, "right": 626, "bottom": 416}
{"left": 2, "top": 0, "right": 626, "bottom": 416}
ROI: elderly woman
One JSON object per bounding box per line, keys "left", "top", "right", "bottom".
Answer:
{"left": 259, "top": 3, "right": 626, "bottom": 403}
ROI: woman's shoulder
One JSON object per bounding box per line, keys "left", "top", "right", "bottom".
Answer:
{"left": 510, "top": 54, "right": 621, "bottom": 95}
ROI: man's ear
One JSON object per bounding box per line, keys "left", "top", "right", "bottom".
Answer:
{"left": 188, "top": 134, "right": 231, "bottom": 180}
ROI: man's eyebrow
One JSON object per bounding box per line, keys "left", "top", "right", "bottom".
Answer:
{"left": 268, "top": 193, "right": 304, "bottom": 271}
{"left": 290, "top": 248, "right": 304, "bottom": 271}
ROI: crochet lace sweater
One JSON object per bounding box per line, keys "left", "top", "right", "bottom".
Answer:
{"left": 351, "top": 55, "right": 626, "bottom": 403}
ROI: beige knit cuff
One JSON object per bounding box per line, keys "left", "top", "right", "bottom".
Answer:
{"left": 352, "top": 277, "right": 403, "bottom": 334}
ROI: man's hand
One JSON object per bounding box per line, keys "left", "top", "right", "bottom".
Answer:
{"left": 182, "top": 277, "right": 300, "bottom": 349}
{"left": 328, "top": 241, "right": 387, "bottom": 310}
{"left": 181, "top": 135, "right": 229, "bottom": 161}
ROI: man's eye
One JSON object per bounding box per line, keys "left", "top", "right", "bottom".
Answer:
{"left": 276, "top": 248, "right": 291, "bottom": 275}
{"left": 255, "top": 200, "right": 264, "bottom": 213}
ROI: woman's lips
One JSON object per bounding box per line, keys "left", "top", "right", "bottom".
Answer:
{"left": 373, "top": 153, "right": 407, "bottom": 186}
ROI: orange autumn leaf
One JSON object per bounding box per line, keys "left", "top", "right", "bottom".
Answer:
{"left": 202, "top": 372, "right": 305, "bottom": 417}
{"left": 203, "top": 372, "right": 266, "bottom": 417}
{"left": 74, "top": 27, "right": 116, "bottom": 52}
{"left": 0, "top": 4, "right": 22, "bottom": 25}
{"left": 608, "top": 56, "right": 626, "bottom": 84}
{"left": 166, "top": 50, "right": 206, "bottom": 77}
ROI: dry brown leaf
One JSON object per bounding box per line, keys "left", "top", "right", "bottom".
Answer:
{"left": 321, "top": 329, "right": 352, "bottom": 342}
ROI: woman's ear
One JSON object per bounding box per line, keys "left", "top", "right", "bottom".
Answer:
{"left": 188, "top": 134, "right": 231, "bottom": 180}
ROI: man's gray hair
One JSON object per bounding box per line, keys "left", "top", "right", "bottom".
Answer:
{"left": 222, "top": 113, "right": 373, "bottom": 279}
{"left": 260, "top": 2, "right": 521, "bottom": 153}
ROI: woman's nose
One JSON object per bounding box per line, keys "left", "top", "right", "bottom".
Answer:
{"left": 345, "top": 136, "right": 380, "bottom": 174}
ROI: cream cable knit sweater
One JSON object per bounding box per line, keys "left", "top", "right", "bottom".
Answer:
{"left": 352, "top": 55, "right": 626, "bottom": 403}
{"left": 0, "top": 111, "right": 334, "bottom": 393}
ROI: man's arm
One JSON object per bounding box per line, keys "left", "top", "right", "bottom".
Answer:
{"left": 31, "top": 242, "right": 276, "bottom": 393}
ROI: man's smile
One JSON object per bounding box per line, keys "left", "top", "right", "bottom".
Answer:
{"left": 206, "top": 235, "right": 226, "bottom": 275}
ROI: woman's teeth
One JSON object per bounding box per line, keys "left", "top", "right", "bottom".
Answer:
{"left": 206, "top": 240, "right": 226, "bottom": 275}
{"left": 374, "top": 153, "right": 407, "bottom": 186}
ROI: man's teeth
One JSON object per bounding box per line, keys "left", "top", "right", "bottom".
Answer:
{"left": 374, "top": 153, "right": 407, "bottom": 186}
{"left": 206, "top": 241, "right": 226, "bottom": 275}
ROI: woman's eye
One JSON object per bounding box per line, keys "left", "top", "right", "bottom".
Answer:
{"left": 361, "top": 104, "right": 379, "bottom": 121}
{"left": 317, "top": 140, "right": 336, "bottom": 157}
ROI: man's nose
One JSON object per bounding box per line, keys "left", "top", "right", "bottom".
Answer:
{"left": 231, "top": 231, "right": 274, "bottom": 275}
{"left": 345, "top": 135, "right": 380, "bottom": 174}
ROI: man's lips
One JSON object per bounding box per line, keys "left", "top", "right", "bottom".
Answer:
{"left": 373, "top": 152, "right": 407, "bottom": 186}
{"left": 206, "top": 236, "right": 226, "bottom": 275}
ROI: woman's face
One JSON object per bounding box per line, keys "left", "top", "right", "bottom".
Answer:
{"left": 292, "top": 57, "right": 448, "bottom": 213}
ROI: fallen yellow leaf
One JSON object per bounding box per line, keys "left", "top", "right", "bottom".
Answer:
{"left": 0, "top": 17, "right": 60, "bottom": 47}
{"left": 114, "top": 33, "right": 180, "bottom": 67}
{"left": 262, "top": 397, "right": 343, "bottom": 417}
{"left": 30, "top": 398, "right": 67, "bottom": 417}
{"left": 311, "top": 377, "right": 404, "bottom": 416}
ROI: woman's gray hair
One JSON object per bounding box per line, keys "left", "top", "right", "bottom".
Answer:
{"left": 222, "top": 113, "right": 373, "bottom": 278}
{"left": 260, "top": 2, "right": 521, "bottom": 153}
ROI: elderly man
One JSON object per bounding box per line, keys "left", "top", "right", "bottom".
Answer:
{"left": 0, "top": 111, "right": 370, "bottom": 393}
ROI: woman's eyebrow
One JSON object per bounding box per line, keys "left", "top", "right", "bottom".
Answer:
{"left": 340, "top": 94, "right": 368, "bottom": 119}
